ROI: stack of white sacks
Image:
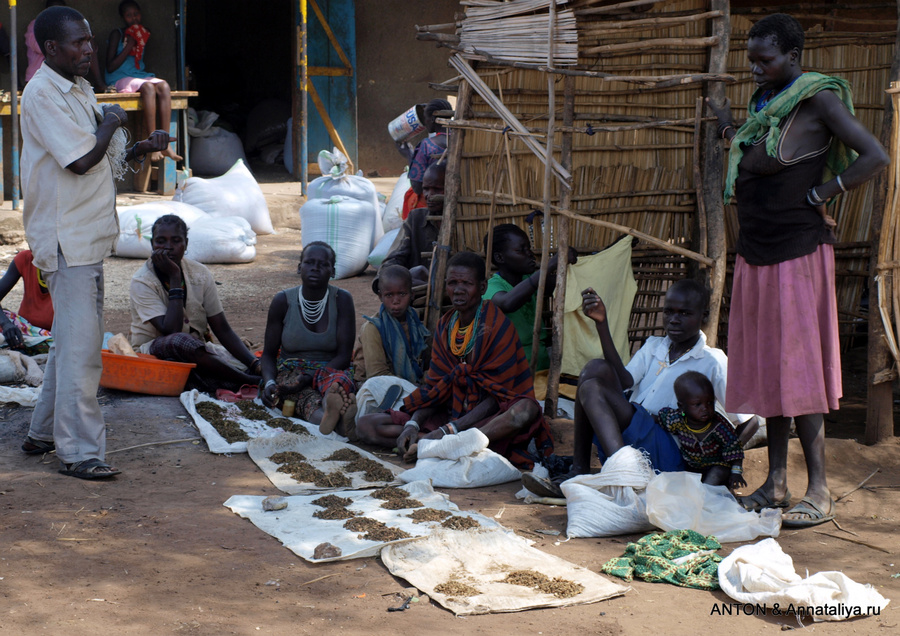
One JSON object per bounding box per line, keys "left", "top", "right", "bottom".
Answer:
{"left": 114, "top": 159, "right": 273, "bottom": 264}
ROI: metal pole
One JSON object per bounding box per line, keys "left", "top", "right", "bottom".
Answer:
{"left": 300, "top": 0, "right": 308, "bottom": 194}
{"left": 10, "top": 0, "right": 19, "bottom": 209}
{"left": 175, "top": 0, "right": 187, "bottom": 91}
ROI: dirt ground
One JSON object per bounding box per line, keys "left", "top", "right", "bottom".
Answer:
{"left": 2, "top": 181, "right": 900, "bottom": 635}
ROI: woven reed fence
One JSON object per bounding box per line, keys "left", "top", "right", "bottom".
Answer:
{"left": 428, "top": 0, "right": 894, "bottom": 358}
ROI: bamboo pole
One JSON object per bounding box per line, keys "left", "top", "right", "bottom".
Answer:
{"left": 545, "top": 75, "right": 576, "bottom": 418}
{"left": 583, "top": 36, "right": 720, "bottom": 57}
{"left": 531, "top": 0, "right": 557, "bottom": 378}
{"left": 578, "top": 11, "right": 724, "bottom": 34}
{"left": 701, "top": 0, "right": 730, "bottom": 347}
{"left": 482, "top": 190, "right": 714, "bottom": 267}
{"left": 440, "top": 117, "right": 710, "bottom": 135}
{"left": 425, "top": 79, "right": 474, "bottom": 334}
{"left": 866, "top": 2, "right": 900, "bottom": 444}
{"left": 448, "top": 55, "right": 571, "bottom": 184}
{"left": 692, "top": 97, "right": 708, "bottom": 259}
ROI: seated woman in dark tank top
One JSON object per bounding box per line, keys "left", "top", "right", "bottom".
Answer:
{"left": 259, "top": 241, "right": 358, "bottom": 438}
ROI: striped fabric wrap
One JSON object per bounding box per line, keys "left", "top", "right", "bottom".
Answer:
{"left": 403, "top": 301, "right": 536, "bottom": 417}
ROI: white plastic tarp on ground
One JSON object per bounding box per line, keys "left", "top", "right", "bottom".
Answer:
{"left": 381, "top": 527, "right": 630, "bottom": 615}
{"left": 247, "top": 432, "right": 403, "bottom": 494}
{"left": 719, "top": 538, "right": 889, "bottom": 621}
{"left": 180, "top": 389, "right": 346, "bottom": 454}
{"left": 223, "top": 480, "right": 502, "bottom": 562}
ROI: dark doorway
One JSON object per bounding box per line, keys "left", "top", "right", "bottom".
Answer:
{"left": 185, "top": 0, "right": 293, "bottom": 134}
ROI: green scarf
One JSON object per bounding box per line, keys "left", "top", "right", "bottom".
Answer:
{"left": 723, "top": 72, "right": 857, "bottom": 204}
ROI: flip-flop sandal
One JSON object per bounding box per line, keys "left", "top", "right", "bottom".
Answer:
{"left": 738, "top": 488, "right": 792, "bottom": 512}
{"left": 216, "top": 384, "right": 260, "bottom": 403}
{"left": 376, "top": 384, "right": 403, "bottom": 412}
{"left": 521, "top": 472, "right": 564, "bottom": 499}
{"left": 781, "top": 497, "right": 835, "bottom": 528}
{"left": 22, "top": 436, "right": 55, "bottom": 455}
{"left": 58, "top": 458, "right": 121, "bottom": 480}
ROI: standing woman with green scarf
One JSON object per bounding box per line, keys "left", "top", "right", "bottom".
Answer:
{"left": 707, "top": 13, "right": 888, "bottom": 528}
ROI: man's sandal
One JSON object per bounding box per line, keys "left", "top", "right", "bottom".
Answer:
{"left": 58, "top": 458, "right": 121, "bottom": 480}
{"left": 22, "top": 436, "right": 55, "bottom": 455}
{"left": 781, "top": 497, "right": 835, "bottom": 528}
{"left": 738, "top": 488, "right": 792, "bottom": 512}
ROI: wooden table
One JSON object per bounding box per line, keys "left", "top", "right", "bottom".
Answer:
{"left": 0, "top": 90, "right": 197, "bottom": 197}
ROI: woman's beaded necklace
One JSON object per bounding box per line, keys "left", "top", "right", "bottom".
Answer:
{"left": 449, "top": 302, "right": 482, "bottom": 359}
{"left": 299, "top": 286, "right": 328, "bottom": 325}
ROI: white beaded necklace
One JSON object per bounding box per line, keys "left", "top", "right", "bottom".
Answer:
{"left": 299, "top": 286, "right": 328, "bottom": 324}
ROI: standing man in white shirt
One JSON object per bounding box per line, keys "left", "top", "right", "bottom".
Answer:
{"left": 19, "top": 5, "right": 170, "bottom": 479}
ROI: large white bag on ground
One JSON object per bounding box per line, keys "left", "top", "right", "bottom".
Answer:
{"left": 383, "top": 169, "right": 410, "bottom": 232}
{"left": 367, "top": 228, "right": 400, "bottom": 269}
{"left": 185, "top": 216, "right": 257, "bottom": 263}
{"left": 307, "top": 148, "right": 382, "bottom": 249}
{"left": 190, "top": 127, "right": 248, "bottom": 177}
{"left": 646, "top": 471, "right": 781, "bottom": 543}
{"left": 174, "top": 159, "right": 275, "bottom": 235}
{"left": 398, "top": 427, "right": 521, "bottom": 488}
{"left": 115, "top": 201, "right": 209, "bottom": 259}
{"left": 719, "top": 538, "right": 889, "bottom": 621}
{"left": 300, "top": 195, "right": 374, "bottom": 279}
{"left": 562, "top": 446, "right": 657, "bottom": 538}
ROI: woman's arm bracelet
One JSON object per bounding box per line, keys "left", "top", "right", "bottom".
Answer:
{"left": 716, "top": 121, "right": 734, "bottom": 139}
{"left": 128, "top": 143, "right": 146, "bottom": 164}
{"left": 264, "top": 379, "right": 276, "bottom": 390}
{"left": 404, "top": 420, "right": 420, "bottom": 431}
{"left": 807, "top": 186, "right": 827, "bottom": 207}
{"left": 730, "top": 465, "right": 743, "bottom": 474}
{"left": 836, "top": 174, "right": 848, "bottom": 193}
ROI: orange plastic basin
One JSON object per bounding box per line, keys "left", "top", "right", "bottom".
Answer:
{"left": 99, "top": 350, "right": 196, "bottom": 396}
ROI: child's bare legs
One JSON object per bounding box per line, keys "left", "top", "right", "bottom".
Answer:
{"left": 139, "top": 81, "right": 181, "bottom": 161}
{"left": 357, "top": 412, "right": 409, "bottom": 447}
{"left": 155, "top": 81, "right": 181, "bottom": 160}
{"left": 570, "top": 359, "right": 635, "bottom": 476}
{"left": 701, "top": 465, "right": 730, "bottom": 486}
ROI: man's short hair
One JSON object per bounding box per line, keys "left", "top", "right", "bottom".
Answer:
{"left": 667, "top": 278, "right": 710, "bottom": 311}
{"left": 151, "top": 214, "right": 188, "bottom": 240}
{"left": 448, "top": 251, "right": 486, "bottom": 283}
{"left": 34, "top": 6, "right": 85, "bottom": 56}
{"left": 748, "top": 13, "right": 805, "bottom": 55}
{"left": 424, "top": 161, "right": 446, "bottom": 181}
{"left": 375, "top": 265, "right": 413, "bottom": 296}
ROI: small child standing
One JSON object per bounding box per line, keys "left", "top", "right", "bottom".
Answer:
{"left": 353, "top": 265, "right": 430, "bottom": 386}
{"left": 657, "top": 370, "right": 747, "bottom": 491}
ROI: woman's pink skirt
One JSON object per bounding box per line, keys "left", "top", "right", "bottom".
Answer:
{"left": 726, "top": 244, "right": 842, "bottom": 418}
{"left": 114, "top": 76, "right": 165, "bottom": 93}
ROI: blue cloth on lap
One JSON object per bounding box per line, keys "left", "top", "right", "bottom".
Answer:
{"left": 593, "top": 403, "right": 685, "bottom": 472}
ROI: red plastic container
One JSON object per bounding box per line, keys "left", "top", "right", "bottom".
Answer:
{"left": 99, "top": 350, "right": 195, "bottom": 396}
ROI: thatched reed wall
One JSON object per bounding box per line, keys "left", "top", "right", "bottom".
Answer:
{"left": 439, "top": 0, "right": 895, "bottom": 355}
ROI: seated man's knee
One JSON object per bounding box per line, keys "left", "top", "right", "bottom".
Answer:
{"left": 578, "top": 358, "right": 615, "bottom": 387}
{"left": 506, "top": 399, "right": 540, "bottom": 431}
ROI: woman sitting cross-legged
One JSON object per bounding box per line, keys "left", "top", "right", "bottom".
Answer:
{"left": 260, "top": 242, "right": 358, "bottom": 438}
{"left": 129, "top": 215, "right": 262, "bottom": 392}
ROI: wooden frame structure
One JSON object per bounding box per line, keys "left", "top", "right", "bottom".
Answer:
{"left": 419, "top": 0, "right": 898, "bottom": 438}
